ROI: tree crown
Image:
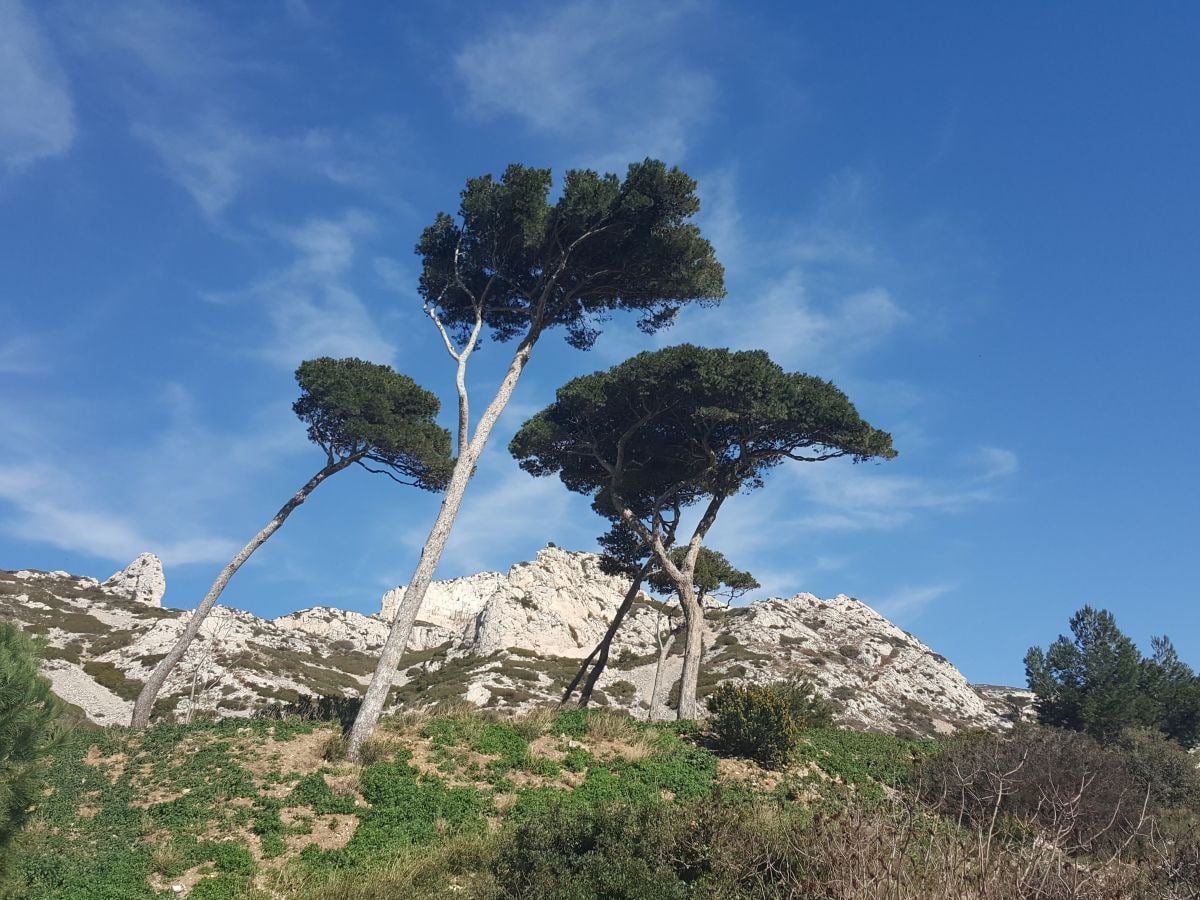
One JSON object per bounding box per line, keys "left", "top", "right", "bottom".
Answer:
{"left": 293, "top": 357, "right": 453, "bottom": 490}
{"left": 416, "top": 160, "right": 725, "bottom": 349}
{"left": 646, "top": 546, "right": 759, "bottom": 602}
{"left": 1025, "top": 604, "right": 1200, "bottom": 746}
{"left": 509, "top": 344, "right": 896, "bottom": 521}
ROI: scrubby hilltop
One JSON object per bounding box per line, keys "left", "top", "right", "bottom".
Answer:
{"left": 0, "top": 546, "right": 1029, "bottom": 734}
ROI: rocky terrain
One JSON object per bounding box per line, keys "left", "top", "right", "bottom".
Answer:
{"left": 0, "top": 546, "right": 1032, "bottom": 734}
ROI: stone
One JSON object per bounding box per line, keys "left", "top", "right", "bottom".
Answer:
{"left": 0, "top": 546, "right": 1021, "bottom": 737}
{"left": 102, "top": 553, "right": 166, "bottom": 607}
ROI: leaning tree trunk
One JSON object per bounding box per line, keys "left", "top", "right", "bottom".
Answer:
{"left": 346, "top": 336, "right": 537, "bottom": 759}
{"left": 571, "top": 562, "right": 651, "bottom": 708}
{"left": 674, "top": 579, "right": 706, "bottom": 720}
{"left": 130, "top": 459, "right": 351, "bottom": 727}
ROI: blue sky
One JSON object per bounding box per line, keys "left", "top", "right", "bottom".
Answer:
{"left": 2, "top": 1, "right": 1197, "bottom": 687}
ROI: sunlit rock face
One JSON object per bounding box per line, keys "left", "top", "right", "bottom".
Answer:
{"left": 0, "top": 546, "right": 1011, "bottom": 736}
{"left": 102, "top": 553, "right": 166, "bottom": 607}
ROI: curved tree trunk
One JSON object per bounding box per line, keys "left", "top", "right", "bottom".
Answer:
{"left": 346, "top": 335, "right": 537, "bottom": 760}
{"left": 130, "top": 459, "right": 351, "bottom": 727}
{"left": 573, "top": 563, "right": 650, "bottom": 708}
{"left": 674, "top": 580, "right": 705, "bottom": 720}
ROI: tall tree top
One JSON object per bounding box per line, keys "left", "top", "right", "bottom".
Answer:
{"left": 509, "top": 344, "right": 896, "bottom": 518}
{"left": 293, "top": 357, "right": 453, "bottom": 490}
{"left": 416, "top": 160, "right": 726, "bottom": 349}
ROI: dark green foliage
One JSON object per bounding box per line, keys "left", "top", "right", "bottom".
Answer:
{"left": 495, "top": 800, "right": 692, "bottom": 899}
{"left": 707, "top": 679, "right": 833, "bottom": 768}
{"left": 647, "top": 547, "right": 760, "bottom": 604}
{"left": 81, "top": 659, "right": 143, "bottom": 702}
{"left": 608, "top": 680, "right": 637, "bottom": 702}
{"left": 288, "top": 774, "right": 357, "bottom": 815}
{"left": 293, "top": 356, "right": 453, "bottom": 489}
{"left": 1026, "top": 605, "right": 1200, "bottom": 745}
{"left": 1140, "top": 635, "right": 1200, "bottom": 747}
{"left": 416, "top": 160, "right": 725, "bottom": 350}
{"left": 511, "top": 345, "right": 896, "bottom": 526}
{"left": 341, "top": 755, "right": 489, "bottom": 862}
{"left": 795, "top": 728, "right": 928, "bottom": 794}
{"left": 707, "top": 683, "right": 796, "bottom": 768}
{"left": 0, "top": 624, "right": 60, "bottom": 877}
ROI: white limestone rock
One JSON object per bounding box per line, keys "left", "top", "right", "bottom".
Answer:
{"left": 39, "top": 659, "right": 132, "bottom": 727}
{"left": 0, "top": 547, "right": 1020, "bottom": 738}
{"left": 273, "top": 607, "right": 390, "bottom": 651}
{"left": 103, "top": 553, "right": 166, "bottom": 607}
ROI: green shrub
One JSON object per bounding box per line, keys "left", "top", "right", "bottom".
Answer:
{"left": 494, "top": 800, "right": 691, "bottom": 899}
{"left": 706, "top": 683, "right": 794, "bottom": 768}
{"left": 706, "top": 678, "right": 833, "bottom": 769}
{"left": 0, "top": 623, "right": 61, "bottom": 877}
{"left": 1116, "top": 726, "right": 1200, "bottom": 808}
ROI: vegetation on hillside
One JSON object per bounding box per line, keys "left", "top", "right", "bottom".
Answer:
{"left": 5, "top": 696, "right": 1199, "bottom": 898}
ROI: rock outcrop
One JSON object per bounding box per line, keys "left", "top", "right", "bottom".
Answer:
{"left": 102, "top": 553, "right": 166, "bottom": 607}
{"left": 1, "top": 545, "right": 1016, "bottom": 736}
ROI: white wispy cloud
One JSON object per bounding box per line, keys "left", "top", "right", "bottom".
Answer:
{"left": 72, "top": 2, "right": 394, "bottom": 219}
{"left": 453, "top": 0, "right": 714, "bottom": 165}
{"left": 206, "top": 210, "right": 396, "bottom": 369}
{"left": 969, "top": 446, "right": 1020, "bottom": 480}
{"left": 629, "top": 167, "right": 908, "bottom": 375}
{"left": 0, "top": 0, "right": 76, "bottom": 171}
{"left": 789, "top": 450, "right": 1018, "bottom": 532}
{"left": 0, "top": 388, "right": 311, "bottom": 568}
{"left": 873, "top": 583, "right": 956, "bottom": 619}
{"left": 669, "top": 268, "right": 906, "bottom": 371}
{"left": 0, "top": 333, "right": 49, "bottom": 374}
{"left": 133, "top": 116, "right": 270, "bottom": 219}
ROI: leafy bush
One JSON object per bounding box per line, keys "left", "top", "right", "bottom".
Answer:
{"left": 495, "top": 800, "right": 692, "bottom": 899}
{"left": 707, "top": 678, "right": 831, "bottom": 768}
{"left": 0, "top": 623, "right": 60, "bottom": 877}
{"left": 1115, "top": 726, "right": 1200, "bottom": 808}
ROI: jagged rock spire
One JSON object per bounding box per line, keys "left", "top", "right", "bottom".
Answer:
{"left": 102, "top": 553, "right": 166, "bottom": 607}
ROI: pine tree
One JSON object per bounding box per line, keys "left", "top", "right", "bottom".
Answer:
{"left": 0, "top": 623, "right": 60, "bottom": 876}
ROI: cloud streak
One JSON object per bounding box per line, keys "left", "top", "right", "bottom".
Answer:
{"left": 0, "top": 389, "right": 310, "bottom": 568}
{"left": 453, "top": 0, "right": 714, "bottom": 165}
{"left": 205, "top": 210, "right": 397, "bottom": 369}
{"left": 0, "top": 0, "right": 76, "bottom": 171}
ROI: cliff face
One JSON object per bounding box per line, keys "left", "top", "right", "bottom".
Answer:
{"left": 0, "top": 546, "right": 1020, "bottom": 736}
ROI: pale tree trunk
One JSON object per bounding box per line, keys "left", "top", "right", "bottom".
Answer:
{"left": 346, "top": 334, "right": 538, "bottom": 759}
{"left": 673, "top": 577, "right": 706, "bottom": 719}
{"left": 648, "top": 622, "right": 677, "bottom": 720}
{"left": 130, "top": 458, "right": 353, "bottom": 727}
{"left": 623, "top": 495, "right": 725, "bottom": 721}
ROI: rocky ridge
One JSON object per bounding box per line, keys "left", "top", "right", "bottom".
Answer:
{"left": 0, "top": 546, "right": 1032, "bottom": 735}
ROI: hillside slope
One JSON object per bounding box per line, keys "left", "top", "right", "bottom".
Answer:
{"left": 0, "top": 546, "right": 1029, "bottom": 734}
